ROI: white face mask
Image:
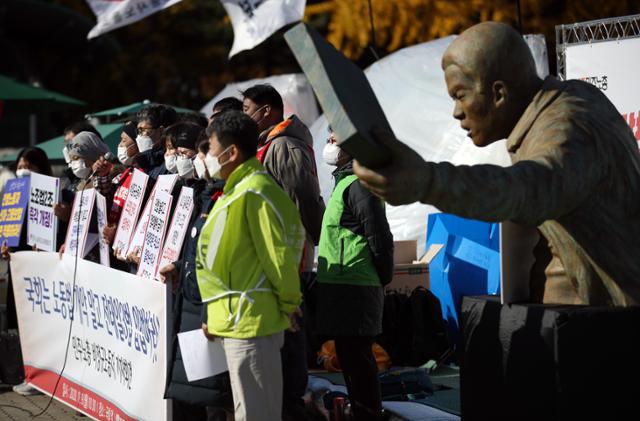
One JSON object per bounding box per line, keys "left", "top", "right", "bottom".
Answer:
{"left": 204, "top": 146, "right": 232, "bottom": 180}
{"left": 16, "top": 169, "right": 31, "bottom": 178}
{"left": 176, "top": 155, "right": 195, "bottom": 178}
{"left": 164, "top": 154, "right": 178, "bottom": 173}
{"left": 62, "top": 146, "right": 71, "bottom": 164}
{"left": 193, "top": 157, "right": 207, "bottom": 179}
{"left": 322, "top": 142, "right": 341, "bottom": 166}
{"left": 136, "top": 135, "right": 154, "bottom": 153}
{"left": 118, "top": 145, "right": 135, "bottom": 166}
{"left": 70, "top": 159, "right": 91, "bottom": 179}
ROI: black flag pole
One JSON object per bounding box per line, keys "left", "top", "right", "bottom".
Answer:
{"left": 516, "top": 0, "right": 523, "bottom": 34}
{"left": 368, "top": 0, "right": 380, "bottom": 60}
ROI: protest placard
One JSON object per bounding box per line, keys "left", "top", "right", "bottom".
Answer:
{"left": 137, "top": 190, "right": 173, "bottom": 280}
{"left": 64, "top": 189, "right": 97, "bottom": 259}
{"left": 95, "top": 192, "right": 110, "bottom": 267}
{"left": 0, "top": 177, "right": 30, "bottom": 247}
{"left": 126, "top": 174, "right": 177, "bottom": 260}
{"left": 112, "top": 169, "right": 148, "bottom": 258}
{"left": 155, "top": 186, "right": 194, "bottom": 279}
{"left": 10, "top": 251, "right": 168, "bottom": 421}
{"left": 27, "top": 173, "right": 59, "bottom": 252}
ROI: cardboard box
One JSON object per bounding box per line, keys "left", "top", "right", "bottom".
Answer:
{"left": 386, "top": 240, "right": 443, "bottom": 294}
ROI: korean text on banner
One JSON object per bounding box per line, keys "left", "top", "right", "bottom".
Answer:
{"left": 64, "top": 189, "right": 97, "bottom": 259}
{"left": 10, "top": 251, "right": 167, "bottom": 421}
{"left": 86, "top": 0, "right": 184, "bottom": 39}
{"left": 27, "top": 173, "right": 59, "bottom": 252}
{"left": 126, "top": 174, "right": 177, "bottom": 259}
{"left": 137, "top": 190, "right": 173, "bottom": 280}
{"left": 156, "top": 186, "right": 194, "bottom": 279}
{"left": 95, "top": 192, "right": 110, "bottom": 267}
{"left": 222, "top": 0, "right": 306, "bottom": 58}
{"left": 565, "top": 37, "right": 640, "bottom": 143}
{"left": 0, "top": 178, "right": 30, "bottom": 247}
{"left": 113, "top": 169, "right": 148, "bottom": 258}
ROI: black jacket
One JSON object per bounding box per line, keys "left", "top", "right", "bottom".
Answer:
{"left": 164, "top": 178, "right": 232, "bottom": 408}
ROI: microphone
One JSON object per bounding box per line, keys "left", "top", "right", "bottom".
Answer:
{"left": 83, "top": 152, "right": 115, "bottom": 187}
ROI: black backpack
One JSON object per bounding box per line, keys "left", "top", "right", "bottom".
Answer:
{"left": 379, "top": 287, "right": 449, "bottom": 366}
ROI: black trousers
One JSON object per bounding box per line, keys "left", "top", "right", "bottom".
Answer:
{"left": 281, "top": 302, "right": 308, "bottom": 421}
{"left": 334, "top": 336, "right": 383, "bottom": 421}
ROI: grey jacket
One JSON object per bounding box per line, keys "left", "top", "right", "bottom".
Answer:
{"left": 260, "top": 115, "right": 325, "bottom": 269}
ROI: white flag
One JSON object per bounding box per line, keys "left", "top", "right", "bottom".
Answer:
{"left": 222, "top": 0, "right": 306, "bottom": 58}
{"left": 86, "top": 0, "right": 184, "bottom": 39}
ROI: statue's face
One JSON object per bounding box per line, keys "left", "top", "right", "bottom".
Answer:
{"left": 444, "top": 64, "right": 501, "bottom": 147}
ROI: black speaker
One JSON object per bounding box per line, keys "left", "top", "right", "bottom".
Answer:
{"left": 461, "top": 295, "right": 640, "bottom": 420}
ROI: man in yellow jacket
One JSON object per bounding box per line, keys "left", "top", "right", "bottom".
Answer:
{"left": 196, "top": 110, "right": 305, "bottom": 421}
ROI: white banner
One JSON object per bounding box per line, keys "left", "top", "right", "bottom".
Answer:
{"left": 95, "top": 192, "right": 111, "bottom": 267}
{"left": 113, "top": 169, "right": 149, "bottom": 258}
{"left": 27, "top": 173, "right": 60, "bottom": 252}
{"left": 565, "top": 37, "right": 640, "bottom": 144}
{"left": 137, "top": 191, "right": 173, "bottom": 280}
{"left": 126, "top": 174, "right": 177, "bottom": 259}
{"left": 86, "top": 0, "right": 184, "bottom": 39}
{"left": 222, "top": 0, "right": 306, "bottom": 58}
{"left": 64, "top": 189, "right": 97, "bottom": 259}
{"left": 156, "top": 186, "right": 194, "bottom": 279}
{"left": 10, "top": 251, "right": 167, "bottom": 421}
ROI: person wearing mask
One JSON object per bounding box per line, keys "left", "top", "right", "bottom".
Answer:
{"left": 242, "top": 84, "right": 324, "bottom": 420}
{"left": 159, "top": 121, "right": 231, "bottom": 421}
{"left": 55, "top": 121, "right": 104, "bottom": 244}
{"left": 197, "top": 111, "right": 305, "bottom": 421}
{"left": 1, "top": 147, "right": 52, "bottom": 397}
{"left": 101, "top": 121, "right": 140, "bottom": 264}
{"left": 135, "top": 104, "right": 178, "bottom": 181}
{"left": 316, "top": 131, "right": 394, "bottom": 421}
{"left": 164, "top": 135, "right": 178, "bottom": 175}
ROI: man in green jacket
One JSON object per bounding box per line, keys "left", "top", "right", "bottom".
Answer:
{"left": 196, "top": 111, "right": 305, "bottom": 421}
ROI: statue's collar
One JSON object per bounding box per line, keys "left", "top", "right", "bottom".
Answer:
{"left": 507, "top": 76, "right": 564, "bottom": 153}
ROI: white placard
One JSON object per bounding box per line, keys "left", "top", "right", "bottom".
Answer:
{"left": 155, "top": 187, "right": 194, "bottom": 279}
{"left": 177, "top": 329, "right": 228, "bottom": 382}
{"left": 95, "top": 192, "right": 110, "bottom": 267}
{"left": 10, "top": 251, "right": 168, "bottom": 421}
{"left": 126, "top": 174, "right": 177, "bottom": 259}
{"left": 64, "top": 188, "right": 96, "bottom": 259}
{"left": 565, "top": 37, "right": 640, "bottom": 143}
{"left": 27, "top": 173, "right": 60, "bottom": 252}
{"left": 500, "top": 221, "right": 540, "bottom": 304}
{"left": 113, "top": 169, "right": 149, "bottom": 258}
{"left": 137, "top": 190, "right": 173, "bottom": 280}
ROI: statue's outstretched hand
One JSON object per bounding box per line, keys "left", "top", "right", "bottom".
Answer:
{"left": 354, "top": 127, "right": 429, "bottom": 206}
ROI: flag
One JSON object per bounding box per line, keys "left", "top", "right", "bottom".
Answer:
{"left": 222, "top": 0, "right": 306, "bottom": 58}
{"left": 86, "top": 0, "right": 183, "bottom": 39}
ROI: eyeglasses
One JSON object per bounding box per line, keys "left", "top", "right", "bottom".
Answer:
{"left": 137, "top": 126, "right": 157, "bottom": 136}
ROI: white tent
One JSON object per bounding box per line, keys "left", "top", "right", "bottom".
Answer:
{"left": 310, "top": 34, "right": 549, "bottom": 253}
{"left": 200, "top": 73, "right": 320, "bottom": 128}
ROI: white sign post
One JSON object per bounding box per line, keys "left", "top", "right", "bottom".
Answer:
{"left": 10, "top": 251, "right": 168, "bottom": 421}
{"left": 156, "top": 187, "right": 194, "bottom": 279}
{"left": 126, "top": 174, "right": 177, "bottom": 260}
{"left": 137, "top": 191, "right": 173, "bottom": 280}
{"left": 64, "top": 189, "right": 97, "bottom": 259}
{"left": 113, "top": 169, "right": 149, "bottom": 259}
{"left": 95, "top": 192, "right": 110, "bottom": 267}
{"left": 27, "top": 173, "right": 60, "bottom": 252}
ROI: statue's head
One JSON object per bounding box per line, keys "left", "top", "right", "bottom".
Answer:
{"left": 442, "top": 22, "right": 541, "bottom": 147}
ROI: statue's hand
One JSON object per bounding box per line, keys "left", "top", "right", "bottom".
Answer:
{"left": 353, "top": 127, "right": 429, "bottom": 206}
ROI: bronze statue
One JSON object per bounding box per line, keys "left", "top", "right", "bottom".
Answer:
{"left": 354, "top": 22, "right": 640, "bottom": 306}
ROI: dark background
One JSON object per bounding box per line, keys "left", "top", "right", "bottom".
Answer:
{"left": 1, "top": 0, "right": 638, "bottom": 147}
